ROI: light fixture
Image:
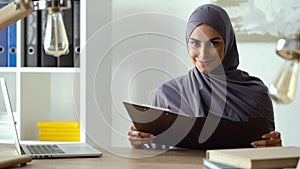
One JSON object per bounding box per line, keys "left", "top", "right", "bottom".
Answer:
{"left": 32, "top": 0, "right": 70, "bottom": 57}
{"left": 0, "top": 0, "right": 70, "bottom": 57}
{"left": 43, "top": 8, "right": 69, "bottom": 57}
{"left": 269, "top": 34, "right": 300, "bottom": 104}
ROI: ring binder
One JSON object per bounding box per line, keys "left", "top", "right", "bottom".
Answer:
{"left": 73, "top": 0, "right": 80, "bottom": 67}
{"left": 7, "top": 23, "right": 17, "bottom": 67}
{"left": 57, "top": 6, "right": 74, "bottom": 67}
{"left": 0, "top": 3, "right": 8, "bottom": 67}
{"left": 24, "top": 11, "right": 40, "bottom": 67}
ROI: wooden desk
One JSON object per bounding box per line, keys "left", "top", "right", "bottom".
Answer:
{"left": 2, "top": 144, "right": 205, "bottom": 169}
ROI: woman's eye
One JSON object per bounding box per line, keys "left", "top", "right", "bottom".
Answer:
{"left": 209, "top": 41, "right": 220, "bottom": 47}
{"left": 190, "top": 41, "right": 200, "bottom": 47}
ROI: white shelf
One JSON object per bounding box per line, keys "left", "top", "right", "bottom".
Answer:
{"left": 0, "top": 0, "right": 86, "bottom": 143}
{"left": 1, "top": 67, "right": 81, "bottom": 73}
{"left": 0, "top": 68, "right": 18, "bottom": 72}
{"left": 19, "top": 67, "right": 81, "bottom": 73}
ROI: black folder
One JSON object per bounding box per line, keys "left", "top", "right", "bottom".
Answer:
{"left": 123, "top": 101, "right": 271, "bottom": 150}
{"left": 73, "top": 0, "right": 80, "bottom": 67}
{"left": 57, "top": 5, "right": 74, "bottom": 67}
{"left": 24, "top": 11, "right": 40, "bottom": 67}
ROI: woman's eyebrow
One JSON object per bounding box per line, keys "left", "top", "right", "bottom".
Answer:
{"left": 190, "top": 37, "right": 222, "bottom": 42}
{"left": 210, "top": 37, "right": 222, "bottom": 41}
{"left": 189, "top": 38, "right": 200, "bottom": 42}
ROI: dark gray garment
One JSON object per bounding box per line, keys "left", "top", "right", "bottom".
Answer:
{"left": 152, "top": 4, "right": 275, "bottom": 130}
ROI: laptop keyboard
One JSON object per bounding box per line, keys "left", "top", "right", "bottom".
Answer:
{"left": 26, "top": 145, "right": 65, "bottom": 154}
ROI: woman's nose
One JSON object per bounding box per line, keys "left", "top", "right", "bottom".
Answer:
{"left": 197, "top": 46, "right": 209, "bottom": 59}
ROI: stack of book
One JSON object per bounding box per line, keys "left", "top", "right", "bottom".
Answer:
{"left": 38, "top": 121, "right": 80, "bottom": 142}
{"left": 205, "top": 146, "right": 300, "bottom": 169}
{"left": 203, "top": 158, "right": 239, "bottom": 169}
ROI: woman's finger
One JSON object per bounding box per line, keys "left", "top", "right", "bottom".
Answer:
{"left": 128, "top": 135, "right": 155, "bottom": 142}
{"left": 130, "top": 140, "right": 152, "bottom": 148}
{"left": 130, "top": 124, "right": 137, "bottom": 131}
{"left": 251, "top": 140, "right": 267, "bottom": 147}
{"left": 262, "top": 131, "right": 281, "bottom": 139}
{"left": 251, "top": 138, "right": 282, "bottom": 147}
{"left": 128, "top": 130, "right": 154, "bottom": 138}
{"left": 129, "top": 136, "right": 155, "bottom": 148}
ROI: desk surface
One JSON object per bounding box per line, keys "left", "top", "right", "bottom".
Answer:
{"left": 1, "top": 144, "right": 205, "bottom": 169}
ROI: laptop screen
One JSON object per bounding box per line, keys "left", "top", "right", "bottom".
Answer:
{"left": 1, "top": 78, "right": 102, "bottom": 159}
{"left": 0, "top": 78, "right": 23, "bottom": 155}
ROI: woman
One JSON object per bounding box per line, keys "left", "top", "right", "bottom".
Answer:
{"left": 128, "top": 4, "right": 282, "bottom": 148}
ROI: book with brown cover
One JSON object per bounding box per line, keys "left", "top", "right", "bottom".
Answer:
{"left": 206, "top": 146, "right": 300, "bottom": 169}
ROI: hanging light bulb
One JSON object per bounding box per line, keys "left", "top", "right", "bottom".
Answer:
{"left": 44, "top": 8, "right": 69, "bottom": 57}
{"left": 269, "top": 34, "right": 300, "bottom": 104}
{"left": 269, "top": 60, "right": 299, "bottom": 104}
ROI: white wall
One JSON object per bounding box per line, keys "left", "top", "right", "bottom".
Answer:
{"left": 85, "top": 0, "right": 113, "bottom": 147}
{"left": 238, "top": 43, "right": 300, "bottom": 146}
{"left": 110, "top": 0, "right": 208, "bottom": 147}
{"left": 86, "top": 0, "right": 300, "bottom": 147}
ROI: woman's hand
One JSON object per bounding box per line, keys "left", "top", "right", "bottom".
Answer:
{"left": 251, "top": 131, "right": 282, "bottom": 148}
{"left": 128, "top": 124, "right": 156, "bottom": 148}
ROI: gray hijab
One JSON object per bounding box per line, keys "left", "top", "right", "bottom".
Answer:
{"left": 152, "top": 4, "right": 275, "bottom": 130}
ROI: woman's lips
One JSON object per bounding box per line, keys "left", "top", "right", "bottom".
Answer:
{"left": 197, "top": 59, "right": 212, "bottom": 66}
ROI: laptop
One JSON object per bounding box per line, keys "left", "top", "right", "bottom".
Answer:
{"left": 0, "top": 78, "right": 102, "bottom": 159}
{"left": 123, "top": 101, "right": 271, "bottom": 150}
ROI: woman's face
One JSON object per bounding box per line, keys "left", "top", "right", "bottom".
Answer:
{"left": 188, "top": 24, "right": 225, "bottom": 73}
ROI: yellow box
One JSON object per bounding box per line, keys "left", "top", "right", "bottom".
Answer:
{"left": 39, "top": 128, "right": 80, "bottom": 133}
{"left": 37, "top": 121, "right": 80, "bottom": 142}
{"left": 37, "top": 121, "right": 80, "bottom": 128}
{"left": 39, "top": 135, "right": 80, "bottom": 142}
